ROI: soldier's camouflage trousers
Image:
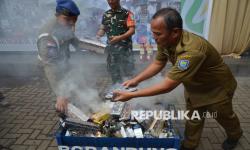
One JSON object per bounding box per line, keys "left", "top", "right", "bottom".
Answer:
{"left": 105, "top": 44, "right": 135, "bottom": 84}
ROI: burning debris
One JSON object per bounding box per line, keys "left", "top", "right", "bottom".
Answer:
{"left": 59, "top": 84, "right": 177, "bottom": 139}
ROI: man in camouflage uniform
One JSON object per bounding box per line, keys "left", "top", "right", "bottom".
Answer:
{"left": 37, "top": 0, "right": 87, "bottom": 113}
{"left": 113, "top": 8, "right": 242, "bottom": 150}
{"left": 96, "top": 0, "right": 136, "bottom": 84}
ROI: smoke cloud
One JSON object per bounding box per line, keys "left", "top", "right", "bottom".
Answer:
{"left": 56, "top": 57, "right": 111, "bottom": 116}
{"left": 128, "top": 73, "right": 184, "bottom": 110}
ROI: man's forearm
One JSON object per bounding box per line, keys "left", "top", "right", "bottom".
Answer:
{"left": 118, "top": 27, "right": 135, "bottom": 41}
{"left": 96, "top": 29, "right": 105, "bottom": 38}
{"left": 131, "top": 77, "right": 180, "bottom": 98}
{"left": 44, "top": 64, "right": 62, "bottom": 96}
{"left": 134, "top": 60, "right": 166, "bottom": 83}
{"left": 43, "top": 63, "right": 69, "bottom": 98}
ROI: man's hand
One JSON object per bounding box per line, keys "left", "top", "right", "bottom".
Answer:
{"left": 113, "top": 90, "right": 133, "bottom": 102}
{"left": 56, "top": 97, "right": 68, "bottom": 113}
{"left": 96, "top": 35, "right": 102, "bottom": 41}
{"left": 109, "top": 36, "right": 121, "bottom": 44}
{"left": 122, "top": 78, "right": 139, "bottom": 88}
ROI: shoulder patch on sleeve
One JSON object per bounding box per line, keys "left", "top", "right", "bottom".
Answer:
{"left": 178, "top": 59, "right": 190, "bottom": 70}
{"left": 128, "top": 11, "right": 135, "bottom": 21}
{"left": 127, "top": 11, "right": 135, "bottom": 27}
{"left": 38, "top": 33, "right": 49, "bottom": 39}
{"left": 179, "top": 55, "right": 192, "bottom": 59}
{"left": 46, "top": 41, "right": 57, "bottom": 47}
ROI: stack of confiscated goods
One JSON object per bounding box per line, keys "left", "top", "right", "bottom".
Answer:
{"left": 59, "top": 84, "right": 176, "bottom": 138}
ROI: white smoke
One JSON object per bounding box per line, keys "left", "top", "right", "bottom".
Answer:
{"left": 57, "top": 58, "right": 109, "bottom": 116}
{"left": 128, "top": 73, "right": 184, "bottom": 110}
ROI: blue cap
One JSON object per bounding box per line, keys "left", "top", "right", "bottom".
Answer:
{"left": 56, "top": 0, "right": 80, "bottom": 16}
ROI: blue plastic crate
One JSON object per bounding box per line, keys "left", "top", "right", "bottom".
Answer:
{"left": 56, "top": 127, "right": 180, "bottom": 150}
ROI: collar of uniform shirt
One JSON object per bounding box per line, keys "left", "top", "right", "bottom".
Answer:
{"left": 172, "top": 31, "right": 186, "bottom": 54}
{"left": 163, "top": 44, "right": 177, "bottom": 56}
{"left": 111, "top": 6, "right": 122, "bottom": 13}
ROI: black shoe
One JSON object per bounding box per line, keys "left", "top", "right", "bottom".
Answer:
{"left": 222, "top": 138, "right": 240, "bottom": 150}
{"left": 180, "top": 145, "right": 195, "bottom": 150}
{"left": 0, "top": 92, "right": 9, "bottom": 107}
{"left": 0, "top": 100, "right": 9, "bottom": 107}
{"left": 0, "top": 92, "right": 4, "bottom": 100}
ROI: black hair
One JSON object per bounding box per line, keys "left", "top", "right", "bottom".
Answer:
{"left": 152, "top": 7, "right": 183, "bottom": 31}
{"left": 55, "top": 7, "right": 77, "bottom": 17}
